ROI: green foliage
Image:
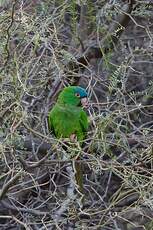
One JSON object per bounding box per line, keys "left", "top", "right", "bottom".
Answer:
{"left": 132, "top": 3, "right": 153, "bottom": 17}
{"left": 109, "top": 64, "right": 122, "bottom": 94}
{"left": 145, "top": 80, "right": 153, "bottom": 99}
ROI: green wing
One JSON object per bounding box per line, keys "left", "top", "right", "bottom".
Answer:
{"left": 49, "top": 104, "right": 88, "bottom": 141}
{"left": 79, "top": 109, "right": 88, "bottom": 132}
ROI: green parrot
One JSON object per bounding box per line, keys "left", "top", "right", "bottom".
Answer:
{"left": 48, "top": 86, "right": 89, "bottom": 193}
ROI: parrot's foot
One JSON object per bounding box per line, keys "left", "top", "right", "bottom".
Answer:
{"left": 70, "top": 133, "right": 77, "bottom": 142}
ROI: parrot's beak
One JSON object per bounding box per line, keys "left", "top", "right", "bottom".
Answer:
{"left": 81, "top": 97, "right": 88, "bottom": 108}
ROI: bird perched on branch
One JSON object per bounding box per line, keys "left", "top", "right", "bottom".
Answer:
{"left": 48, "top": 86, "right": 89, "bottom": 193}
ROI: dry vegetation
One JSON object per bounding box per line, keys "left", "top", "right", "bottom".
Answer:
{"left": 0, "top": 0, "right": 153, "bottom": 229}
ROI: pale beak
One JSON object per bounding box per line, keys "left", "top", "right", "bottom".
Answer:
{"left": 81, "top": 97, "right": 88, "bottom": 108}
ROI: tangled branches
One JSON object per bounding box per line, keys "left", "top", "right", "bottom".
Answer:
{"left": 0, "top": 0, "right": 153, "bottom": 229}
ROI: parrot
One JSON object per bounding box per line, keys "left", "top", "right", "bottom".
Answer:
{"left": 48, "top": 86, "right": 89, "bottom": 193}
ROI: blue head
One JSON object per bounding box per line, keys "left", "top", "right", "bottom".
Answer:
{"left": 58, "top": 86, "right": 88, "bottom": 107}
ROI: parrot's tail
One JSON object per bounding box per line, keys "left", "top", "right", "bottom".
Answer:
{"left": 74, "top": 160, "right": 83, "bottom": 194}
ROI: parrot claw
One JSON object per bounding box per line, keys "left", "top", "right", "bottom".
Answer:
{"left": 70, "top": 134, "right": 77, "bottom": 142}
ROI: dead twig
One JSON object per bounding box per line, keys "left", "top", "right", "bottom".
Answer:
{"left": 0, "top": 170, "right": 23, "bottom": 200}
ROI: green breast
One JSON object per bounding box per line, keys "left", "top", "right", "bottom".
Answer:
{"left": 49, "top": 104, "right": 88, "bottom": 141}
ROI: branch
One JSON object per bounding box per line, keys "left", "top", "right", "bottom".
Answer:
{"left": 66, "top": 0, "right": 135, "bottom": 85}
{"left": 0, "top": 170, "right": 23, "bottom": 200}
{"left": 0, "top": 0, "right": 18, "bottom": 73}
{"left": 14, "top": 133, "right": 145, "bottom": 158}
{"left": 1, "top": 200, "right": 50, "bottom": 216}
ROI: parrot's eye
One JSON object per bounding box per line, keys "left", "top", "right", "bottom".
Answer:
{"left": 75, "top": 93, "right": 80, "bottom": 98}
